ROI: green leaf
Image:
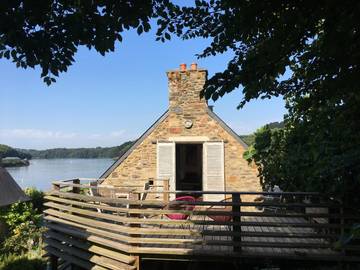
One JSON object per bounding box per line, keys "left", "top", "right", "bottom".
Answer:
{"left": 137, "top": 25, "right": 143, "bottom": 35}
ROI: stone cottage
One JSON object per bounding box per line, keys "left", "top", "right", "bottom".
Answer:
{"left": 100, "top": 63, "right": 261, "bottom": 200}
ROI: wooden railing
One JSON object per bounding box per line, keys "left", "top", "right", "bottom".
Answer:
{"left": 44, "top": 179, "right": 360, "bottom": 270}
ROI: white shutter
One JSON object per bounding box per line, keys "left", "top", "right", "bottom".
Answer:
{"left": 203, "top": 142, "right": 225, "bottom": 201}
{"left": 157, "top": 142, "right": 175, "bottom": 200}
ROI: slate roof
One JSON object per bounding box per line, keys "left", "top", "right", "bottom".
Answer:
{"left": 0, "top": 167, "right": 29, "bottom": 207}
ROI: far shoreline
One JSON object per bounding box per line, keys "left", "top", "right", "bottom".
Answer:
{"left": 0, "top": 157, "right": 30, "bottom": 168}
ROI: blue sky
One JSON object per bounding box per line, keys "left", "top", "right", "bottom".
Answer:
{"left": 0, "top": 23, "right": 287, "bottom": 150}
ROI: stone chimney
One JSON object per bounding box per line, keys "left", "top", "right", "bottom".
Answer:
{"left": 166, "top": 63, "right": 208, "bottom": 116}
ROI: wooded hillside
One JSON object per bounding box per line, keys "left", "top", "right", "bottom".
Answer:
{"left": 18, "top": 141, "right": 133, "bottom": 159}
{"left": 239, "top": 121, "right": 284, "bottom": 146}
{"left": 0, "top": 144, "right": 32, "bottom": 159}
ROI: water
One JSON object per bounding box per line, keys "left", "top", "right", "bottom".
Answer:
{"left": 5, "top": 158, "right": 114, "bottom": 191}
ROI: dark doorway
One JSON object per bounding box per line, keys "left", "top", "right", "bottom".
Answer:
{"left": 176, "top": 144, "right": 203, "bottom": 191}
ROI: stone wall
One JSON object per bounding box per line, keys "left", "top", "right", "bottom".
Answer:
{"left": 103, "top": 66, "right": 261, "bottom": 192}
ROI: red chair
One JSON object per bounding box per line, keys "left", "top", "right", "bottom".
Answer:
{"left": 165, "top": 196, "right": 196, "bottom": 220}
{"left": 207, "top": 197, "right": 233, "bottom": 230}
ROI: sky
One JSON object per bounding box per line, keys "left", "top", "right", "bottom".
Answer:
{"left": 0, "top": 22, "right": 287, "bottom": 150}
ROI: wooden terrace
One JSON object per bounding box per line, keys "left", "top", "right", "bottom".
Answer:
{"left": 43, "top": 179, "right": 360, "bottom": 270}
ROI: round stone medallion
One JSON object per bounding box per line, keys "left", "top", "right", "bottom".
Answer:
{"left": 184, "top": 119, "right": 193, "bottom": 129}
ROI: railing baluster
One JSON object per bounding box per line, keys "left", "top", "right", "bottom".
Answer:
{"left": 340, "top": 205, "right": 345, "bottom": 255}
{"left": 232, "top": 193, "right": 241, "bottom": 253}
{"left": 129, "top": 192, "right": 141, "bottom": 270}
{"left": 163, "top": 179, "right": 169, "bottom": 203}
{"left": 72, "top": 179, "right": 80, "bottom": 194}
{"left": 49, "top": 254, "right": 58, "bottom": 270}
{"left": 52, "top": 183, "right": 60, "bottom": 191}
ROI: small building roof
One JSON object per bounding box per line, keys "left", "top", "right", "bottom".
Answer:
{"left": 0, "top": 167, "right": 29, "bottom": 207}
{"left": 2, "top": 157, "right": 21, "bottom": 160}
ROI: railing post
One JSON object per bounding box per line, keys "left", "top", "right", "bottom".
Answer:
{"left": 52, "top": 183, "right": 60, "bottom": 192}
{"left": 129, "top": 192, "right": 141, "bottom": 238}
{"left": 49, "top": 184, "right": 59, "bottom": 270}
{"left": 340, "top": 205, "right": 345, "bottom": 255}
{"left": 163, "top": 179, "right": 170, "bottom": 203}
{"left": 232, "top": 193, "right": 241, "bottom": 253}
{"left": 72, "top": 179, "right": 80, "bottom": 194}
{"left": 49, "top": 254, "right": 58, "bottom": 270}
{"left": 129, "top": 192, "right": 141, "bottom": 270}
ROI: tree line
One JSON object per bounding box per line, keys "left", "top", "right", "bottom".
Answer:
{"left": 18, "top": 141, "right": 134, "bottom": 159}
{"left": 239, "top": 121, "right": 284, "bottom": 146}
{"left": 0, "top": 144, "right": 32, "bottom": 160}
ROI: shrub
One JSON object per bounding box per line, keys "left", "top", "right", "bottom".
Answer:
{"left": 0, "top": 188, "right": 43, "bottom": 230}
{"left": 1, "top": 221, "right": 45, "bottom": 255}
{"left": 24, "top": 188, "right": 45, "bottom": 213}
{"left": 0, "top": 188, "right": 45, "bottom": 256}
{"left": 0, "top": 253, "right": 45, "bottom": 270}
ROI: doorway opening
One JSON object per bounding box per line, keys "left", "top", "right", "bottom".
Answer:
{"left": 175, "top": 144, "right": 203, "bottom": 192}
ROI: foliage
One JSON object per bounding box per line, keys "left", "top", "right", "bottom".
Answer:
{"left": 158, "top": 1, "right": 360, "bottom": 205}
{"left": 1, "top": 221, "right": 45, "bottom": 255}
{"left": 0, "top": 253, "right": 45, "bottom": 270}
{"left": 1, "top": 188, "right": 43, "bottom": 229}
{"left": 157, "top": 1, "right": 360, "bottom": 108}
{"left": 18, "top": 140, "right": 134, "bottom": 159}
{"left": 334, "top": 223, "right": 360, "bottom": 250}
{"left": 240, "top": 121, "right": 283, "bottom": 146}
{"left": 244, "top": 104, "right": 360, "bottom": 206}
{"left": 239, "top": 135, "right": 255, "bottom": 146}
{"left": 24, "top": 188, "right": 45, "bottom": 212}
{"left": 0, "top": 188, "right": 45, "bottom": 256}
{"left": 0, "top": 144, "right": 31, "bottom": 159}
{"left": 0, "top": 0, "right": 160, "bottom": 85}
{"left": 265, "top": 121, "right": 284, "bottom": 130}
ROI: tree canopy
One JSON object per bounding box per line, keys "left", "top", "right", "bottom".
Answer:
{"left": 159, "top": 0, "right": 360, "bottom": 203}
{"left": 157, "top": 1, "right": 360, "bottom": 106}
{"left": 0, "top": 0, "right": 156, "bottom": 84}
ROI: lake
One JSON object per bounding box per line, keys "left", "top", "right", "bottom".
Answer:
{"left": 6, "top": 158, "right": 114, "bottom": 191}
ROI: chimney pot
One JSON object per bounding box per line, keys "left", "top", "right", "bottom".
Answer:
{"left": 190, "top": 63, "right": 198, "bottom": 71}
{"left": 180, "top": 63, "right": 187, "bottom": 71}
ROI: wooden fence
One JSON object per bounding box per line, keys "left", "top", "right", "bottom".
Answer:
{"left": 43, "top": 179, "right": 360, "bottom": 270}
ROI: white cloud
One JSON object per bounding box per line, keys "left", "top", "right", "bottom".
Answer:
{"left": 0, "top": 129, "right": 78, "bottom": 139}
{"left": 109, "top": 130, "right": 125, "bottom": 137}
{"left": 0, "top": 128, "right": 130, "bottom": 149}
{"left": 88, "top": 134, "right": 101, "bottom": 139}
